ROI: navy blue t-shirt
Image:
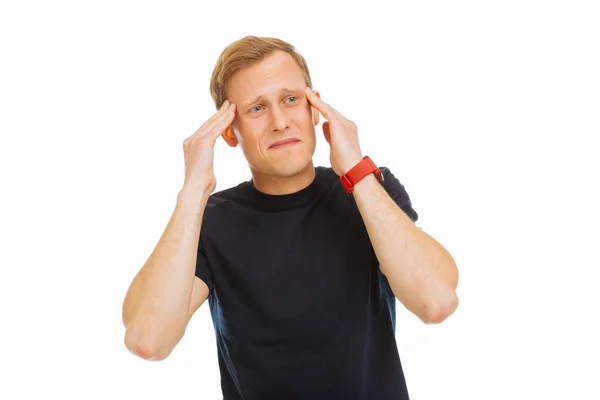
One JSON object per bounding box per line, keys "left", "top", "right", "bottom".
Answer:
{"left": 195, "top": 166, "right": 418, "bottom": 399}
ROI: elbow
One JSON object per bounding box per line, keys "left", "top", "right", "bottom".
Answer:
{"left": 420, "top": 290, "right": 459, "bottom": 324}
{"left": 124, "top": 328, "right": 174, "bottom": 362}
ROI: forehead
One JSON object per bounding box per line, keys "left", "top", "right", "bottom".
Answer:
{"left": 228, "top": 51, "right": 306, "bottom": 101}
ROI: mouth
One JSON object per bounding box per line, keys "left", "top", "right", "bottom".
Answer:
{"left": 269, "top": 138, "right": 301, "bottom": 149}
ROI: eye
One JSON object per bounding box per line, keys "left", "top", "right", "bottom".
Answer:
{"left": 286, "top": 96, "right": 298, "bottom": 103}
{"left": 250, "top": 105, "right": 263, "bottom": 113}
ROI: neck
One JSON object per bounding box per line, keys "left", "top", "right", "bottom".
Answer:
{"left": 251, "top": 162, "right": 316, "bottom": 195}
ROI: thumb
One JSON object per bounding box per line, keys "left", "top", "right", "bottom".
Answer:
{"left": 322, "top": 121, "right": 331, "bottom": 145}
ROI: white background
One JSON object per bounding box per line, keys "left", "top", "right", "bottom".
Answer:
{"left": 1, "top": 0, "right": 599, "bottom": 399}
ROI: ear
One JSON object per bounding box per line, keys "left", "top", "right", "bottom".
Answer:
{"left": 221, "top": 126, "right": 238, "bottom": 148}
{"left": 311, "top": 90, "right": 321, "bottom": 126}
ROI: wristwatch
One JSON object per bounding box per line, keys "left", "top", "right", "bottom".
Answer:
{"left": 340, "top": 156, "right": 384, "bottom": 194}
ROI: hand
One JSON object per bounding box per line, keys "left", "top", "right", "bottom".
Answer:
{"left": 182, "top": 100, "right": 236, "bottom": 195}
{"left": 304, "top": 87, "right": 363, "bottom": 176}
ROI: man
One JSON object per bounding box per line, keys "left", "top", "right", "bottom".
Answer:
{"left": 122, "top": 35, "right": 459, "bottom": 399}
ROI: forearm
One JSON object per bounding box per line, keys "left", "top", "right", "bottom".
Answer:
{"left": 352, "top": 174, "right": 459, "bottom": 323}
{"left": 122, "top": 187, "right": 208, "bottom": 357}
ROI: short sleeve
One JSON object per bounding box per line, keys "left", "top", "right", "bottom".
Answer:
{"left": 380, "top": 167, "right": 419, "bottom": 223}
{"left": 195, "top": 236, "right": 214, "bottom": 293}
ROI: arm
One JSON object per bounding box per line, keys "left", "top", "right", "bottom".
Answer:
{"left": 122, "top": 188, "right": 210, "bottom": 361}
{"left": 122, "top": 100, "right": 235, "bottom": 360}
{"left": 352, "top": 173, "right": 459, "bottom": 324}
{"left": 302, "top": 87, "right": 458, "bottom": 324}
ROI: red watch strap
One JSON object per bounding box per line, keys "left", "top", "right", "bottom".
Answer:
{"left": 340, "top": 156, "right": 384, "bottom": 194}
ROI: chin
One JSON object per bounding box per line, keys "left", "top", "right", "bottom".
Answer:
{"left": 272, "top": 154, "right": 313, "bottom": 177}
{"left": 248, "top": 140, "right": 316, "bottom": 178}
{"left": 276, "top": 165, "right": 311, "bottom": 178}
{"left": 250, "top": 150, "right": 313, "bottom": 178}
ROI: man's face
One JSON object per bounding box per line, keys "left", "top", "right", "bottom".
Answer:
{"left": 225, "top": 51, "right": 319, "bottom": 177}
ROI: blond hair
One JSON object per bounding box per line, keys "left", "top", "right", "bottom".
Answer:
{"left": 209, "top": 36, "right": 313, "bottom": 109}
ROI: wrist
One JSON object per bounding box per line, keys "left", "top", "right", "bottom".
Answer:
{"left": 351, "top": 172, "right": 380, "bottom": 194}
{"left": 339, "top": 155, "right": 384, "bottom": 195}
{"left": 341, "top": 155, "right": 364, "bottom": 176}
{"left": 178, "top": 186, "right": 209, "bottom": 205}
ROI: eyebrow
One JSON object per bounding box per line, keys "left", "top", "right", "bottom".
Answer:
{"left": 242, "top": 87, "right": 302, "bottom": 109}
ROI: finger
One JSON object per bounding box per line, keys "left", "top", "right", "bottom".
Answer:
{"left": 196, "top": 102, "right": 236, "bottom": 139}
{"left": 304, "top": 87, "right": 339, "bottom": 121}
{"left": 201, "top": 101, "right": 233, "bottom": 132}
{"left": 194, "top": 100, "right": 232, "bottom": 135}
{"left": 322, "top": 121, "right": 331, "bottom": 145}
{"left": 206, "top": 107, "right": 236, "bottom": 143}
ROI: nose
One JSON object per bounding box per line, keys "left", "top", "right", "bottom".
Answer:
{"left": 269, "top": 105, "right": 291, "bottom": 132}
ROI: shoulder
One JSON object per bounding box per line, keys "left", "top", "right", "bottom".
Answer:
{"left": 378, "top": 166, "right": 419, "bottom": 223}
{"left": 379, "top": 166, "right": 403, "bottom": 192}
{"left": 378, "top": 166, "right": 407, "bottom": 196}
{"left": 204, "top": 181, "right": 251, "bottom": 213}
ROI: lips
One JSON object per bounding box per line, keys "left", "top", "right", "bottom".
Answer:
{"left": 269, "top": 138, "right": 300, "bottom": 149}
